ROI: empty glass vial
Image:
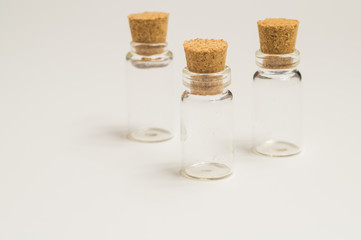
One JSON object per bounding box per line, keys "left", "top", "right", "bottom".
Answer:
{"left": 126, "top": 42, "right": 175, "bottom": 142}
{"left": 181, "top": 66, "right": 234, "bottom": 180}
{"left": 253, "top": 50, "right": 302, "bottom": 156}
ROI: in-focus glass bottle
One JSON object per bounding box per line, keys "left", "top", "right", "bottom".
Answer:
{"left": 253, "top": 50, "right": 302, "bottom": 156}
{"left": 126, "top": 42, "right": 175, "bottom": 142}
{"left": 181, "top": 66, "right": 234, "bottom": 180}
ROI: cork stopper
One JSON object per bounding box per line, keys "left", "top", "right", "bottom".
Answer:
{"left": 257, "top": 18, "right": 299, "bottom": 54}
{"left": 183, "top": 39, "right": 228, "bottom": 73}
{"left": 128, "top": 12, "right": 169, "bottom": 44}
{"left": 183, "top": 39, "right": 229, "bottom": 95}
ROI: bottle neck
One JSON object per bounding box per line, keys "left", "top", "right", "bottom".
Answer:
{"left": 130, "top": 42, "right": 168, "bottom": 56}
{"left": 255, "top": 49, "right": 300, "bottom": 70}
{"left": 182, "top": 66, "right": 231, "bottom": 96}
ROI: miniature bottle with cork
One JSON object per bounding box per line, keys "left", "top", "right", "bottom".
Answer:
{"left": 253, "top": 18, "right": 302, "bottom": 156}
{"left": 126, "top": 12, "right": 175, "bottom": 142}
{"left": 181, "top": 39, "right": 234, "bottom": 180}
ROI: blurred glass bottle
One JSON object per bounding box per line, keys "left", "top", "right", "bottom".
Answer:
{"left": 126, "top": 12, "right": 175, "bottom": 142}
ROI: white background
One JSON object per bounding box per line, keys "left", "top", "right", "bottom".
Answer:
{"left": 1, "top": 0, "right": 361, "bottom": 239}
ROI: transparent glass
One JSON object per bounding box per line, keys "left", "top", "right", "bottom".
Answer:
{"left": 253, "top": 50, "right": 302, "bottom": 157}
{"left": 181, "top": 66, "right": 234, "bottom": 180}
{"left": 126, "top": 42, "right": 175, "bottom": 142}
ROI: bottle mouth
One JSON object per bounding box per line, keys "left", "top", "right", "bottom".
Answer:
{"left": 255, "top": 50, "right": 300, "bottom": 69}
{"left": 130, "top": 42, "right": 168, "bottom": 56}
{"left": 182, "top": 66, "right": 231, "bottom": 95}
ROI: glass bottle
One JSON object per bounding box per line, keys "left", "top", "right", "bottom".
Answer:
{"left": 181, "top": 66, "right": 234, "bottom": 180}
{"left": 253, "top": 50, "right": 302, "bottom": 156}
{"left": 126, "top": 42, "right": 175, "bottom": 142}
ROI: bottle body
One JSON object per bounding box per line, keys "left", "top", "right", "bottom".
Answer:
{"left": 126, "top": 42, "right": 175, "bottom": 142}
{"left": 181, "top": 67, "right": 234, "bottom": 180}
{"left": 252, "top": 50, "right": 302, "bottom": 156}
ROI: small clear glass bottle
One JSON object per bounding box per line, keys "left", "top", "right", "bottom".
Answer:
{"left": 126, "top": 42, "right": 175, "bottom": 142}
{"left": 181, "top": 66, "right": 234, "bottom": 180}
{"left": 253, "top": 50, "right": 302, "bottom": 156}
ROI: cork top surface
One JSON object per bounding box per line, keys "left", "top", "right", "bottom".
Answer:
{"left": 258, "top": 18, "right": 299, "bottom": 28}
{"left": 257, "top": 18, "right": 299, "bottom": 54}
{"left": 183, "top": 39, "right": 228, "bottom": 73}
{"left": 128, "top": 12, "right": 169, "bottom": 43}
{"left": 183, "top": 39, "right": 228, "bottom": 53}
{"left": 128, "top": 12, "right": 169, "bottom": 21}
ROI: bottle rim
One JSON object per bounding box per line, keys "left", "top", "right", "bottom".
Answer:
{"left": 130, "top": 42, "right": 168, "bottom": 56}
{"left": 182, "top": 66, "right": 231, "bottom": 95}
{"left": 255, "top": 49, "right": 300, "bottom": 69}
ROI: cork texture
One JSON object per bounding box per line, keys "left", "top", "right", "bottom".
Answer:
{"left": 128, "top": 12, "right": 169, "bottom": 43}
{"left": 183, "top": 39, "right": 228, "bottom": 95}
{"left": 183, "top": 39, "right": 228, "bottom": 73}
{"left": 257, "top": 18, "right": 299, "bottom": 54}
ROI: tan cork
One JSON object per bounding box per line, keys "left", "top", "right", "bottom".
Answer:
{"left": 257, "top": 18, "right": 299, "bottom": 54}
{"left": 128, "top": 12, "right": 169, "bottom": 44}
{"left": 183, "top": 39, "right": 228, "bottom": 73}
{"left": 183, "top": 39, "right": 228, "bottom": 95}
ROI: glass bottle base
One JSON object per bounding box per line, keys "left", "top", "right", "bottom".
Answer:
{"left": 181, "top": 162, "right": 232, "bottom": 180}
{"left": 254, "top": 140, "right": 301, "bottom": 157}
{"left": 128, "top": 128, "right": 173, "bottom": 143}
